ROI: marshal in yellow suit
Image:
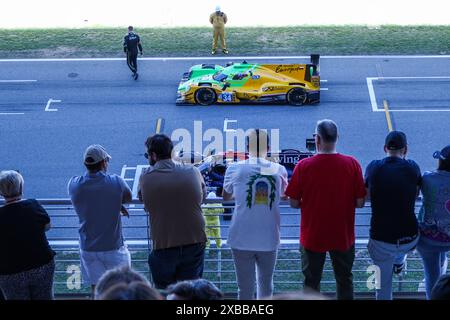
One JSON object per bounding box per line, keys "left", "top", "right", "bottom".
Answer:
{"left": 210, "top": 6, "right": 228, "bottom": 54}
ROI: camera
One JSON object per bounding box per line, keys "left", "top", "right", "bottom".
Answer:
{"left": 306, "top": 137, "right": 317, "bottom": 153}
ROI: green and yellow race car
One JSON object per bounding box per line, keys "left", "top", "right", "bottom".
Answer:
{"left": 176, "top": 54, "right": 320, "bottom": 106}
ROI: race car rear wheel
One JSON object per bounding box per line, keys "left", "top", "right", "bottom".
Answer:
{"left": 287, "top": 88, "right": 307, "bottom": 106}
{"left": 195, "top": 87, "right": 217, "bottom": 106}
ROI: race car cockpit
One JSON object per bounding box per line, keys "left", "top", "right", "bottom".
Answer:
{"left": 232, "top": 72, "right": 249, "bottom": 80}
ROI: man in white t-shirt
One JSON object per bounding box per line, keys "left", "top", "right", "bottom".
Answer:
{"left": 223, "top": 129, "right": 288, "bottom": 299}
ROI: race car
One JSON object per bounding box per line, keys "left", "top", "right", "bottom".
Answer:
{"left": 174, "top": 138, "right": 317, "bottom": 190}
{"left": 176, "top": 54, "right": 320, "bottom": 106}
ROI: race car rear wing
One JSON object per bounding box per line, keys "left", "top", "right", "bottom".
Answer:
{"left": 310, "top": 54, "right": 320, "bottom": 71}
{"left": 259, "top": 54, "right": 320, "bottom": 84}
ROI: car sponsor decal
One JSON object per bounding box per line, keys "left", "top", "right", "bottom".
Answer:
{"left": 262, "top": 86, "right": 285, "bottom": 92}
{"left": 275, "top": 65, "right": 304, "bottom": 73}
{"left": 252, "top": 75, "right": 261, "bottom": 80}
{"left": 220, "top": 92, "right": 234, "bottom": 102}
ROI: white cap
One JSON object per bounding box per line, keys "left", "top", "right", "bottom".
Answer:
{"left": 215, "top": 5, "right": 221, "bottom": 12}
{"left": 84, "top": 144, "right": 111, "bottom": 165}
{"left": 207, "top": 191, "right": 217, "bottom": 199}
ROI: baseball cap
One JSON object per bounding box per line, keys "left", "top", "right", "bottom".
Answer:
{"left": 385, "top": 131, "right": 407, "bottom": 150}
{"left": 433, "top": 144, "right": 450, "bottom": 164}
{"left": 84, "top": 144, "right": 111, "bottom": 165}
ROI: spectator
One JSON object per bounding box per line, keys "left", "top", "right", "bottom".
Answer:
{"left": 431, "top": 274, "right": 450, "bottom": 300}
{"left": 203, "top": 188, "right": 223, "bottom": 248}
{"left": 138, "top": 134, "right": 207, "bottom": 289}
{"left": 0, "top": 170, "right": 56, "bottom": 300}
{"left": 68, "top": 145, "right": 133, "bottom": 297}
{"left": 166, "top": 279, "right": 224, "bottom": 300}
{"left": 286, "top": 119, "right": 366, "bottom": 300}
{"left": 417, "top": 145, "right": 450, "bottom": 299}
{"left": 99, "top": 281, "right": 163, "bottom": 300}
{"left": 95, "top": 265, "right": 149, "bottom": 299}
{"left": 223, "top": 129, "right": 288, "bottom": 299}
{"left": 365, "top": 131, "right": 421, "bottom": 300}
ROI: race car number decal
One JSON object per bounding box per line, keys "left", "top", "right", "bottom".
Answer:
{"left": 220, "top": 92, "right": 234, "bottom": 102}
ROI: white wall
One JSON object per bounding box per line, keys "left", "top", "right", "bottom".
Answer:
{"left": 0, "top": 0, "right": 449, "bottom": 28}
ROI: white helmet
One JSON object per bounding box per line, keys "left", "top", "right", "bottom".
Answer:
{"left": 215, "top": 5, "right": 221, "bottom": 12}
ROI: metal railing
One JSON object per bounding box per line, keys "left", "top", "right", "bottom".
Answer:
{"left": 1, "top": 198, "right": 442, "bottom": 299}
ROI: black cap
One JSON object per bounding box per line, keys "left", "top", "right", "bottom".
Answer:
{"left": 433, "top": 144, "right": 450, "bottom": 164}
{"left": 431, "top": 274, "right": 450, "bottom": 300}
{"left": 385, "top": 131, "right": 407, "bottom": 150}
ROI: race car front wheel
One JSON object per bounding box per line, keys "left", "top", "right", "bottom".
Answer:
{"left": 195, "top": 87, "right": 217, "bottom": 106}
{"left": 287, "top": 88, "right": 307, "bottom": 106}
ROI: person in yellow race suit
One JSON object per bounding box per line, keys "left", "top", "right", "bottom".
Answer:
{"left": 209, "top": 6, "right": 228, "bottom": 55}
{"left": 203, "top": 190, "right": 223, "bottom": 248}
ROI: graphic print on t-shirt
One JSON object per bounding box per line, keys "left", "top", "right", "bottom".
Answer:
{"left": 246, "top": 174, "right": 276, "bottom": 209}
{"left": 255, "top": 181, "right": 269, "bottom": 205}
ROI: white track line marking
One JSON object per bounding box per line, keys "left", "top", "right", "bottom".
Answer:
{"left": 377, "top": 76, "right": 450, "bottom": 80}
{"left": 0, "top": 81, "right": 37, "bottom": 116}
{"left": 320, "top": 88, "right": 329, "bottom": 91}
{"left": 132, "top": 165, "right": 149, "bottom": 197}
{"left": 0, "top": 55, "right": 450, "bottom": 62}
{"left": 367, "top": 76, "right": 450, "bottom": 112}
{"left": 366, "top": 77, "right": 378, "bottom": 112}
{"left": 0, "top": 80, "right": 37, "bottom": 83}
{"left": 374, "top": 109, "right": 450, "bottom": 112}
{"left": 223, "top": 118, "right": 237, "bottom": 132}
{"left": 45, "top": 98, "right": 61, "bottom": 112}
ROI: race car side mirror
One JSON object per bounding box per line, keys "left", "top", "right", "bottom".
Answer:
{"left": 222, "top": 82, "right": 230, "bottom": 91}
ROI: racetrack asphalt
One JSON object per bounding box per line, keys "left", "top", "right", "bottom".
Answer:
{"left": 1, "top": 55, "right": 449, "bottom": 242}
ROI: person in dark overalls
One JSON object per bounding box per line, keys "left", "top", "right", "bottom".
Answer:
{"left": 123, "top": 26, "right": 143, "bottom": 80}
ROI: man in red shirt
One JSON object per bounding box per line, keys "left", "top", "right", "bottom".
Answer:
{"left": 285, "top": 119, "right": 366, "bottom": 300}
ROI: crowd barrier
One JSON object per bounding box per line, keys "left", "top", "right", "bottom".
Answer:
{"left": 1, "top": 199, "right": 439, "bottom": 299}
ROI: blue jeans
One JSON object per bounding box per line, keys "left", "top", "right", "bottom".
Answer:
{"left": 148, "top": 242, "right": 205, "bottom": 289}
{"left": 416, "top": 238, "right": 450, "bottom": 300}
{"left": 368, "top": 237, "right": 418, "bottom": 300}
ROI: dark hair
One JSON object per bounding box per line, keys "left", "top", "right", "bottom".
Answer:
{"left": 95, "top": 266, "right": 149, "bottom": 299}
{"left": 145, "top": 134, "right": 173, "bottom": 160}
{"left": 438, "top": 159, "right": 450, "bottom": 172}
{"left": 246, "top": 129, "right": 270, "bottom": 157}
{"left": 99, "top": 281, "right": 163, "bottom": 300}
{"left": 128, "top": 26, "right": 133, "bottom": 31}
{"left": 316, "top": 119, "right": 338, "bottom": 143}
{"left": 84, "top": 158, "right": 105, "bottom": 173}
{"left": 166, "top": 279, "right": 223, "bottom": 300}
